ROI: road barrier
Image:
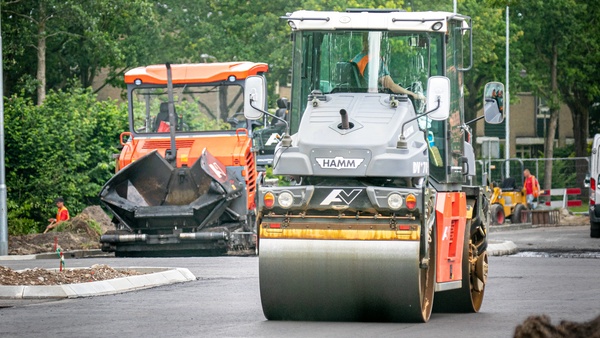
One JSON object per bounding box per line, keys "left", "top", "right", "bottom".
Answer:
{"left": 540, "top": 188, "right": 582, "bottom": 208}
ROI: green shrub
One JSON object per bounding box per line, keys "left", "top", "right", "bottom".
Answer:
{"left": 5, "top": 86, "right": 128, "bottom": 234}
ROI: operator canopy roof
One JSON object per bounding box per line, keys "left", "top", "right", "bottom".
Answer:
{"left": 284, "top": 10, "right": 469, "bottom": 33}
{"left": 125, "top": 62, "right": 269, "bottom": 85}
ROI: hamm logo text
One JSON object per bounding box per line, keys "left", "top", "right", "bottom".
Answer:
{"left": 316, "top": 157, "right": 364, "bottom": 170}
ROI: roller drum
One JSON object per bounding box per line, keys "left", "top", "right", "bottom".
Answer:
{"left": 259, "top": 238, "right": 430, "bottom": 322}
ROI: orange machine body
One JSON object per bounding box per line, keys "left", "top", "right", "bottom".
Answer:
{"left": 124, "top": 62, "right": 268, "bottom": 86}
{"left": 435, "top": 191, "right": 467, "bottom": 283}
{"left": 118, "top": 132, "right": 256, "bottom": 210}
{"left": 117, "top": 62, "right": 268, "bottom": 212}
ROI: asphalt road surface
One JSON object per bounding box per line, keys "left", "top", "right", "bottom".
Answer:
{"left": 490, "top": 224, "right": 600, "bottom": 253}
{"left": 1, "top": 225, "right": 599, "bottom": 338}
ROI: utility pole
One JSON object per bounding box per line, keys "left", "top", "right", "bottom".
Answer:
{"left": 0, "top": 14, "right": 8, "bottom": 256}
{"left": 505, "top": 6, "right": 511, "bottom": 179}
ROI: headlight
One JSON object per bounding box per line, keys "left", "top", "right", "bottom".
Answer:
{"left": 387, "top": 193, "right": 403, "bottom": 210}
{"left": 277, "top": 192, "right": 294, "bottom": 208}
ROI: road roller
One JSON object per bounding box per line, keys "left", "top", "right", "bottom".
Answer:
{"left": 244, "top": 9, "right": 505, "bottom": 322}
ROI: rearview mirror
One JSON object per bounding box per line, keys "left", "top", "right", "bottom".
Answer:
{"left": 426, "top": 76, "right": 450, "bottom": 121}
{"left": 483, "top": 82, "right": 504, "bottom": 124}
{"left": 244, "top": 76, "right": 266, "bottom": 120}
{"left": 584, "top": 173, "right": 590, "bottom": 188}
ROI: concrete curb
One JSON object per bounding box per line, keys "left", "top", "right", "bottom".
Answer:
{"left": 486, "top": 222, "right": 523, "bottom": 256}
{"left": 488, "top": 223, "right": 535, "bottom": 232}
{"left": 487, "top": 240, "right": 518, "bottom": 256}
{"left": 0, "top": 267, "right": 196, "bottom": 299}
{"left": 0, "top": 249, "right": 110, "bottom": 261}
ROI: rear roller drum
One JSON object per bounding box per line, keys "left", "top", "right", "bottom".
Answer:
{"left": 418, "top": 224, "right": 436, "bottom": 322}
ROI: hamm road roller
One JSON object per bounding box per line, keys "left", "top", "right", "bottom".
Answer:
{"left": 99, "top": 62, "right": 271, "bottom": 257}
{"left": 243, "top": 9, "right": 505, "bottom": 322}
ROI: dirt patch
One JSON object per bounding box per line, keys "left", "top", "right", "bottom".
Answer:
{"left": 559, "top": 209, "right": 590, "bottom": 227}
{"left": 514, "top": 314, "right": 600, "bottom": 338}
{"left": 1, "top": 206, "right": 134, "bottom": 286}
{"left": 8, "top": 205, "right": 113, "bottom": 256}
{"left": 0, "top": 264, "right": 141, "bottom": 286}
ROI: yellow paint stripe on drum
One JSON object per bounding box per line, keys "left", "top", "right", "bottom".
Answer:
{"left": 261, "top": 226, "right": 420, "bottom": 240}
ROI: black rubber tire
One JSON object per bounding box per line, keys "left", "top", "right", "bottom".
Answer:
{"left": 490, "top": 204, "right": 505, "bottom": 225}
{"left": 511, "top": 204, "right": 527, "bottom": 224}
{"left": 591, "top": 221, "right": 600, "bottom": 238}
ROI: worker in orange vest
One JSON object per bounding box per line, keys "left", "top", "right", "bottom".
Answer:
{"left": 44, "top": 197, "right": 70, "bottom": 233}
{"left": 523, "top": 169, "right": 541, "bottom": 209}
{"left": 351, "top": 33, "right": 425, "bottom": 100}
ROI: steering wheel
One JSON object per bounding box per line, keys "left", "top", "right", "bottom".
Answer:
{"left": 409, "top": 81, "right": 425, "bottom": 114}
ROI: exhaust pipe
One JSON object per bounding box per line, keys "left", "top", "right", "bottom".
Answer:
{"left": 339, "top": 109, "right": 350, "bottom": 129}
{"left": 165, "top": 63, "right": 177, "bottom": 164}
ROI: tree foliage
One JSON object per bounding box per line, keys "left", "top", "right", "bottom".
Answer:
{"left": 4, "top": 88, "right": 127, "bottom": 233}
{"left": 152, "top": 0, "right": 303, "bottom": 104}
{"left": 1, "top": 0, "right": 161, "bottom": 102}
{"left": 512, "top": 0, "right": 594, "bottom": 189}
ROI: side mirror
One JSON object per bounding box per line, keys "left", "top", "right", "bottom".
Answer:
{"left": 244, "top": 76, "right": 266, "bottom": 120}
{"left": 483, "top": 82, "right": 505, "bottom": 124}
{"left": 426, "top": 76, "right": 450, "bottom": 121}
{"left": 584, "top": 173, "right": 590, "bottom": 188}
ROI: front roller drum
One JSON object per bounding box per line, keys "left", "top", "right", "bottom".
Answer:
{"left": 259, "top": 238, "right": 435, "bottom": 322}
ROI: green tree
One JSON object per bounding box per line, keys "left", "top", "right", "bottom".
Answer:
{"left": 4, "top": 87, "right": 127, "bottom": 233}
{"left": 556, "top": 1, "right": 600, "bottom": 187}
{"left": 2, "top": 0, "right": 72, "bottom": 104}
{"left": 58, "top": 0, "right": 162, "bottom": 93}
{"left": 513, "top": 0, "right": 587, "bottom": 190}
{"left": 1, "top": 0, "right": 161, "bottom": 103}
{"left": 154, "top": 0, "right": 303, "bottom": 105}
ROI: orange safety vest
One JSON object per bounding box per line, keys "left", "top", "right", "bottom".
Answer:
{"left": 354, "top": 54, "right": 369, "bottom": 76}
{"left": 350, "top": 52, "right": 389, "bottom": 78}
{"left": 525, "top": 176, "right": 540, "bottom": 198}
{"left": 56, "top": 206, "right": 70, "bottom": 222}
